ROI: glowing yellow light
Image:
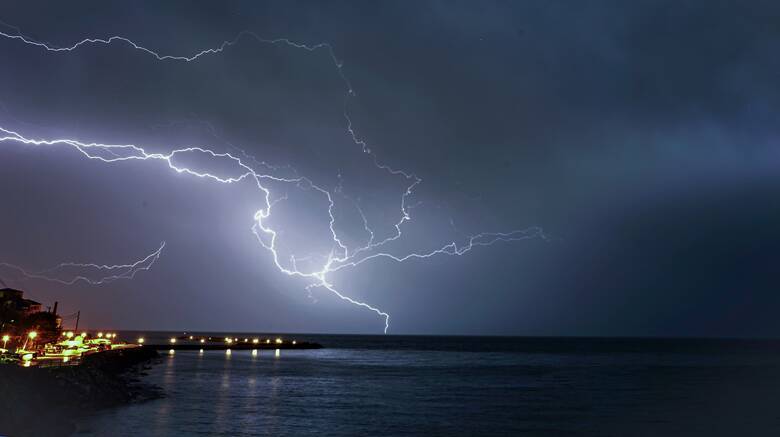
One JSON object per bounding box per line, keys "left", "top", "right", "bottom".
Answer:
{"left": 66, "top": 332, "right": 74, "bottom": 339}
{"left": 252, "top": 338, "right": 259, "bottom": 344}
{"left": 251, "top": 349, "right": 258, "bottom": 356}
{"left": 189, "top": 336, "right": 194, "bottom": 340}
{"left": 244, "top": 338, "right": 248, "bottom": 342}
{"left": 97, "top": 332, "right": 104, "bottom": 338}
{"left": 275, "top": 349, "right": 280, "bottom": 358}
{"left": 275, "top": 338, "right": 282, "bottom": 344}
{"left": 28, "top": 331, "right": 37, "bottom": 339}
{"left": 292, "top": 340, "right": 297, "bottom": 345}
{"left": 2, "top": 334, "right": 9, "bottom": 342}
{"left": 200, "top": 338, "right": 205, "bottom": 343}
{"left": 81, "top": 332, "right": 87, "bottom": 337}
{"left": 170, "top": 337, "right": 177, "bottom": 344}
{"left": 23, "top": 361, "right": 31, "bottom": 367}
{"left": 226, "top": 338, "right": 233, "bottom": 344}
{"left": 226, "top": 349, "right": 232, "bottom": 355}
{"left": 22, "top": 353, "right": 33, "bottom": 361}
{"left": 138, "top": 337, "right": 145, "bottom": 344}
{"left": 62, "top": 357, "right": 69, "bottom": 363}
{"left": 266, "top": 339, "right": 270, "bottom": 344}
{"left": 199, "top": 348, "right": 204, "bottom": 353}
{"left": 169, "top": 349, "right": 175, "bottom": 355}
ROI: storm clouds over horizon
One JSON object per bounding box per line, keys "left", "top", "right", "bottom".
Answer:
{"left": 1, "top": 1, "right": 779, "bottom": 336}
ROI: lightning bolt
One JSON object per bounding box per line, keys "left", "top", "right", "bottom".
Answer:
{"left": 0, "top": 241, "right": 165, "bottom": 286}
{"left": 0, "top": 24, "right": 544, "bottom": 333}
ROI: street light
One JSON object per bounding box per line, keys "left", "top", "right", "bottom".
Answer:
{"left": 2, "top": 334, "right": 9, "bottom": 349}
{"left": 22, "top": 331, "right": 37, "bottom": 351}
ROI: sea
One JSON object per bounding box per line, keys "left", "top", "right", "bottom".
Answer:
{"left": 72, "top": 333, "right": 780, "bottom": 436}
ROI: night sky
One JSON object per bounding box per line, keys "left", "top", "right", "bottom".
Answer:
{"left": 1, "top": 1, "right": 779, "bottom": 336}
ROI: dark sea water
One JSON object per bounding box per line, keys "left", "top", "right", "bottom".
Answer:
{"left": 73, "top": 333, "right": 780, "bottom": 436}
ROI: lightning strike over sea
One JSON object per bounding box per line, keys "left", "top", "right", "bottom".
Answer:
{"left": 0, "top": 24, "right": 543, "bottom": 333}
{"left": 3, "top": 4, "right": 776, "bottom": 436}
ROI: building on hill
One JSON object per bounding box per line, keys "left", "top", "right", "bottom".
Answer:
{"left": 0, "top": 288, "right": 42, "bottom": 317}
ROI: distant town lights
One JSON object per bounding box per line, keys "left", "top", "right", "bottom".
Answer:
{"left": 170, "top": 338, "right": 177, "bottom": 344}
{"left": 200, "top": 338, "right": 205, "bottom": 343}
{"left": 28, "top": 331, "right": 37, "bottom": 339}
{"left": 138, "top": 337, "right": 145, "bottom": 344}
{"left": 275, "top": 338, "right": 282, "bottom": 344}
{"left": 97, "top": 332, "right": 104, "bottom": 338}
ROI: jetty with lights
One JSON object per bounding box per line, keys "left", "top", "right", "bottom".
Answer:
{"left": 143, "top": 333, "right": 322, "bottom": 351}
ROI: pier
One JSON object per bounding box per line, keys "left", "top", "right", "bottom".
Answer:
{"left": 144, "top": 334, "right": 322, "bottom": 351}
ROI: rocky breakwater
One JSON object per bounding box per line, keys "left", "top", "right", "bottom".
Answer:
{"left": 0, "top": 346, "right": 160, "bottom": 436}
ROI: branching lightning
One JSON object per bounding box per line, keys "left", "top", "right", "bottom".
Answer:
{"left": 0, "top": 242, "right": 165, "bottom": 286}
{"left": 0, "top": 24, "right": 544, "bottom": 332}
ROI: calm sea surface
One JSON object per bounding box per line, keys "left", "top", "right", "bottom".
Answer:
{"left": 73, "top": 333, "right": 780, "bottom": 436}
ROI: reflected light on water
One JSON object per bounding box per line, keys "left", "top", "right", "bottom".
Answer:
{"left": 275, "top": 349, "right": 280, "bottom": 358}
{"left": 252, "top": 349, "right": 258, "bottom": 357}
{"left": 168, "top": 349, "right": 175, "bottom": 355}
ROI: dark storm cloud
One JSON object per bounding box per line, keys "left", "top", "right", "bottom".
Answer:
{"left": 0, "top": 1, "right": 778, "bottom": 335}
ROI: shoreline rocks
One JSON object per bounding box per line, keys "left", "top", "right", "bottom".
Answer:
{"left": 0, "top": 347, "right": 160, "bottom": 437}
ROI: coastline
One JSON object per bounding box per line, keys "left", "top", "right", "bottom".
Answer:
{"left": 0, "top": 347, "right": 160, "bottom": 437}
